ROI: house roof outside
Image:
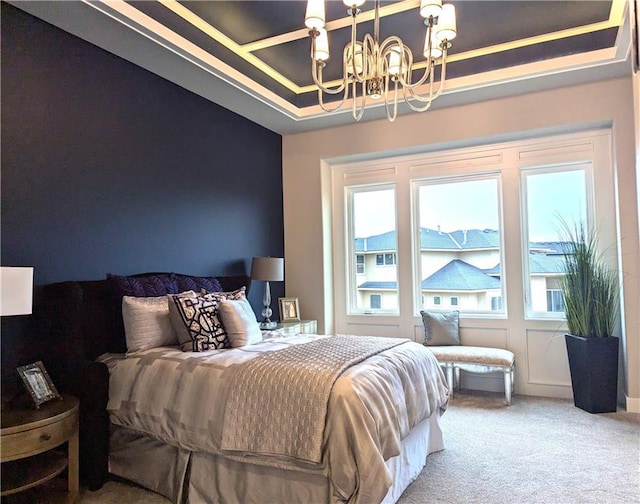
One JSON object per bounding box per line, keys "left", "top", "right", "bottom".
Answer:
{"left": 355, "top": 229, "right": 568, "bottom": 291}
{"left": 355, "top": 228, "right": 500, "bottom": 253}
{"left": 357, "top": 281, "right": 398, "bottom": 290}
{"left": 422, "top": 259, "right": 502, "bottom": 291}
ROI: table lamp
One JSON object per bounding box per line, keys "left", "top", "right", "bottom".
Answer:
{"left": 1, "top": 267, "right": 34, "bottom": 316}
{"left": 250, "top": 257, "right": 284, "bottom": 329}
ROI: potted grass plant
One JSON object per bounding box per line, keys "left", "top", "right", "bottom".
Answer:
{"left": 558, "top": 221, "right": 620, "bottom": 413}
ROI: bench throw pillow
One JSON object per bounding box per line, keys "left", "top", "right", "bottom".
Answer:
{"left": 420, "top": 310, "right": 461, "bottom": 346}
{"left": 168, "top": 288, "right": 246, "bottom": 352}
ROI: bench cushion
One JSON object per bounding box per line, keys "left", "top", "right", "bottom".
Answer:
{"left": 428, "top": 346, "right": 514, "bottom": 367}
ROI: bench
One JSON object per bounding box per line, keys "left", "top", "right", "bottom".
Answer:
{"left": 429, "top": 346, "right": 515, "bottom": 405}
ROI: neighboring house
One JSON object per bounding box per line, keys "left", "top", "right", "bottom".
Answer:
{"left": 355, "top": 228, "right": 568, "bottom": 313}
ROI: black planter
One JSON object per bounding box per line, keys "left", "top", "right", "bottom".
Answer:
{"left": 565, "top": 334, "right": 619, "bottom": 413}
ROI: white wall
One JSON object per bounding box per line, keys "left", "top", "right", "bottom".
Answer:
{"left": 632, "top": 2, "right": 640, "bottom": 413}
{"left": 282, "top": 77, "right": 639, "bottom": 411}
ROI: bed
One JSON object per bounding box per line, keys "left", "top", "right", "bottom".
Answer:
{"left": 36, "top": 272, "right": 449, "bottom": 504}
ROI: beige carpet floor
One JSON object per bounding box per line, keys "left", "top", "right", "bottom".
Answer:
{"left": 75, "top": 391, "right": 640, "bottom": 504}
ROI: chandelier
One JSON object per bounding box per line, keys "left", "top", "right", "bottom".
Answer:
{"left": 305, "top": 0, "right": 458, "bottom": 122}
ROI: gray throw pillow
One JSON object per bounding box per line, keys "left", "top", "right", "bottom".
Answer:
{"left": 218, "top": 295, "right": 262, "bottom": 347}
{"left": 122, "top": 295, "right": 178, "bottom": 353}
{"left": 420, "top": 310, "right": 460, "bottom": 346}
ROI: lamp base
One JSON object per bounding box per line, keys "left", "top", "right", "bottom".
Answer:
{"left": 260, "top": 321, "right": 278, "bottom": 330}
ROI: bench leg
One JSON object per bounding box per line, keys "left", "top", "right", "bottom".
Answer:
{"left": 504, "top": 366, "right": 513, "bottom": 405}
{"left": 454, "top": 365, "right": 461, "bottom": 391}
{"left": 445, "top": 363, "right": 455, "bottom": 398}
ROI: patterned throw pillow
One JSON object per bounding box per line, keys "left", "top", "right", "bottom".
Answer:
{"left": 420, "top": 310, "right": 461, "bottom": 346}
{"left": 168, "top": 287, "right": 246, "bottom": 352}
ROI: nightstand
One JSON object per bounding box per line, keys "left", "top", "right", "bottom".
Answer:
{"left": 273, "top": 319, "right": 318, "bottom": 335}
{"left": 1, "top": 395, "right": 79, "bottom": 503}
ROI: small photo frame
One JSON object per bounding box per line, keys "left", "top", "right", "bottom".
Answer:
{"left": 17, "top": 361, "right": 61, "bottom": 408}
{"left": 279, "top": 297, "right": 300, "bottom": 322}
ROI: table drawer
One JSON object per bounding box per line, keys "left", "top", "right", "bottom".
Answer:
{"left": 0, "top": 414, "right": 77, "bottom": 461}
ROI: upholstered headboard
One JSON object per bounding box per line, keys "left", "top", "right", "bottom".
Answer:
{"left": 36, "top": 272, "right": 252, "bottom": 362}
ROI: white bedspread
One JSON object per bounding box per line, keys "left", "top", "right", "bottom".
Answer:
{"left": 99, "top": 334, "right": 449, "bottom": 503}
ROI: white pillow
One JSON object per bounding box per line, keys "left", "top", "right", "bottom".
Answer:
{"left": 217, "top": 296, "right": 262, "bottom": 347}
{"left": 122, "top": 296, "right": 178, "bottom": 353}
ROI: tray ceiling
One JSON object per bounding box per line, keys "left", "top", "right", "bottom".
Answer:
{"left": 11, "top": 0, "right": 632, "bottom": 134}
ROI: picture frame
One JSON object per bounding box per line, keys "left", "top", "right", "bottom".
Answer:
{"left": 279, "top": 297, "right": 300, "bottom": 322}
{"left": 17, "top": 361, "right": 61, "bottom": 408}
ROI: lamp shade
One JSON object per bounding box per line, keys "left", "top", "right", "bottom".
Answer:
{"left": 250, "top": 257, "right": 284, "bottom": 282}
{"left": 314, "top": 29, "right": 330, "bottom": 62}
{"left": 419, "top": 0, "right": 442, "bottom": 19}
{"left": 435, "top": 3, "right": 457, "bottom": 42}
{"left": 305, "top": 0, "right": 325, "bottom": 30}
{"left": 0, "top": 267, "right": 34, "bottom": 316}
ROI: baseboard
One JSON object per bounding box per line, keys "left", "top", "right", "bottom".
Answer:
{"left": 625, "top": 395, "right": 640, "bottom": 413}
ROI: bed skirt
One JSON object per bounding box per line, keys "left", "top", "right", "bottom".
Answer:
{"left": 108, "top": 411, "right": 444, "bottom": 504}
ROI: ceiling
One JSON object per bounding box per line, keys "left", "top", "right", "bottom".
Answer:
{"left": 11, "top": 0, "right": 632, "bottom": 135}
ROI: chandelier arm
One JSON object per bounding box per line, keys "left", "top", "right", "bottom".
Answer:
{"left": 383, "top": 76, "right": 399, "bottom": 122}
{"left": 404, "top": 43, "right": 449, "bottom": 109}
{"left": 403, "top": 61, "right": 437, "bottom": 111}
{"left": 316, "top": 64, "right": 351, "bottom": 113}
{"left": 310, "top": 34, "right": 347, "bottom": 95}
{"left": 312, "top": 64, "right": 348, "bottom": 95}
{"left": 348, "top": 10, "right": 361, "bottom": 80}
{"left": 360, "top": 34, "right": 376, "bottom": 84}
{"left": 432, "top": 43, "right": 449, "bottom": 101}
{"left": 378, "top": 34, "right": 438, "bottom": 92}
{"left": 395, "top": 29, "right": 436, "bottom": 90}
{"left": 318, "top": 89, "right": 351, "bottom": 113}
{"left": 352, "top": 80, "right": 367, "bottom": 121}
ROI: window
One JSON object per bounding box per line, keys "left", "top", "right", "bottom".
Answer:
{"left": 546, "top": 289, "right": 564, "bottom": 312}
{"left": 522, "top": 167, "right": 589, "bottom": 318}
{"left": 415, "top": 176, "right": 504, "bottom": 314}
{"left": 375, "top": 253, "right": 396, "bottom": 265}
{"left": 348, "top": 186, "right": 398, "bottom": 314}
{"left": 333, "top": 129, "right": 612, "bottom": 353}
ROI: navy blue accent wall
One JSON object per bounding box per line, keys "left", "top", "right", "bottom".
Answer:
{"left": 1, "top": 3, "right": 284, "bottom": 386}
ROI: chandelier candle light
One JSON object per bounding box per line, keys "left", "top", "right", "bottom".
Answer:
{"left": 305, "top": 0, "right": 457, "bottom": 122}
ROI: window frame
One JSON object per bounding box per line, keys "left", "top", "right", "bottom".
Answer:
{"left": 520, "top": 163, "right": 595, "bottom": 320}
{"left": 411, "top": 173, "right": 506, "bottom": 317}
{"left": 329, "top": 129, "right": 615, "bottom": 354}
{"left": 345, "top": 183, "right": 399, "bottom": 316}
